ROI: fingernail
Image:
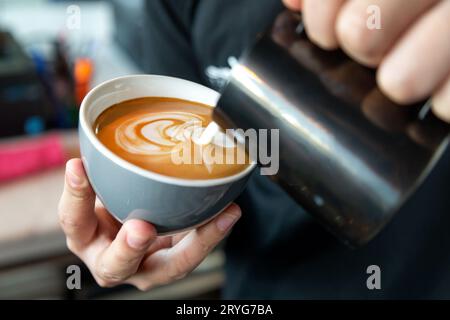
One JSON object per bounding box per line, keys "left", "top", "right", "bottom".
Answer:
{"left": 127, "top": 233, "right": 151, "bottom": 250}
{"left": 216, "top": 213, "right": 240, "bottom": 232}
{"left": 66, "top": 169, "right": 83, "bottom": 187}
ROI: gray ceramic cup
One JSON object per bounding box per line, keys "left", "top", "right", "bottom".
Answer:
{"left": 79, "top": 75, "right": 256, "bottom": 234}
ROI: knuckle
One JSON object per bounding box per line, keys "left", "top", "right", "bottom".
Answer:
{"left": 201, "top": 242, "right": 212, "bottom": 254}
{"left": 65, "top": 238, "right": 80, "bottom": 254}
{"left": 167, "top": 251, "right": 198, "bottom": 282}
{"left": 113, "top": 250, "right": 145, "bottom": 266}
{"left": 173, "top": 272, "right": 188, "bottom": 281}
{"left": 112, "top": 250, "right": 140, "bottom": 265}
{"left": 303, "top": 16, "right": 338, "bottom": 50}
{"left": 163, "top": 272, "right": 182, "bottom": 285}
{"left": 96, "top": 266, "right": 125, "bottom": 285}
{"left": 68, "top": 187, "right": 93, "bottom": 202}
{"left": 378, "top": 69, "right": 417, "bottom": 105}
{"left": 432, "top": 103, "right": 450, "bottom": 123}
{"left": 63, "top": 178, "right": 94, "bottom": 202}
{"left": 167, "top": 264, "right": 183, "bottom": 282}
{"left": 135, "top": 282, "right": 154, "bottom": 292}
{"left": 197, "top": 235, "right": 213, "bottom": 254}
{"left": 59, "top": 213, "right": 83, "bottom": 232}
{"left": 432, "top": 82, "right": 450, "bottom": 123}
{"left": 179, "top": 249, "right": 194, "bottom": 271}
{"left": 313, "top": 36, "right": 339, "bottom": 51}
{"left": 167, "top": 261, "right": 188, "bottom": 283}
{"left": 166, "top": 272, "right": 187, "bottom": 284}
{"left": 337, "top": 8, "right": 377, "bottom": 61}
{"left": 95, "top": 277, "right": 114, "bottom": 288}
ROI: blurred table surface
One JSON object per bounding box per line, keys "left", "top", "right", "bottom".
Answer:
{"left": 0, "top": 166, "right": 66, "bottom": 267}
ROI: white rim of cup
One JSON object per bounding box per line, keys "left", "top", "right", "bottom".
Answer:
{"left": 79, "top": 74, "right": 257, "bottom": 187}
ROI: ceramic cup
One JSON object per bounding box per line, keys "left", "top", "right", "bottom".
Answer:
{"left": 79, "top": 75, "right": 256, "bottom": 234}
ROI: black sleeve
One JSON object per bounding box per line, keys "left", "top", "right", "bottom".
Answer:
{"left": 143, "top": 0, "right": 203, "bottom": 83}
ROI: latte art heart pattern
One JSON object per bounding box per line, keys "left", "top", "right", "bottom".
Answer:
{"left": 115, "top": 112, "right": 236, "bottom": 156}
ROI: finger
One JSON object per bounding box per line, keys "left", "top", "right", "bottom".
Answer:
{"left": 336, "top": 0, "right": 439, "bottom": 66}
{"left": 94, "top": 219, "right": 157, "bottom": 286}
{"left": 142, "top": 231, "right": 189, "bottom": 258}
{"left": 58, "top": 159, "right": 98, "bottom": 250}
{"left": 303, "top": 0, "right": 346, "bottom": 50}
{"left": 171, "top": 230, "right": 190, "bottom": 246}
{"left": 432, "top": 74, "right": 450, "bottom": 123}
{"left": 377, "top": 0, "right": 450, "bottom": 104}
{"left": 95, "top": 199, "right": 123, "bottom": 236}
{"left": 129, "top": 204, "right": 241, "bottom": 291}
{"left": 282, "top": 0, "right": 302, "bottom": 11}
{"left": 167, "top": 204, "right": 241, "bottom": 274}
{"left": 146, "top": 236, "right": 173, "bottom": 255}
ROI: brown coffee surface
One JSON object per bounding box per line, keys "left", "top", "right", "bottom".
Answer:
{"left": 94, "top": 97, "right": 249, "bottom": 179}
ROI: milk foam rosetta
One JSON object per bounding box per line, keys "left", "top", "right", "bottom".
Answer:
{"left": 94, "top": 97, "right": 250, "bottom": 180}
{"left": 115, "top": 112, "right": 234, "bottom": 156}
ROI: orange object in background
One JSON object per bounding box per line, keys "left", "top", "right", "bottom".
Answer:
{"left": 74, "top": 58, "right": 94, "bottom": 106}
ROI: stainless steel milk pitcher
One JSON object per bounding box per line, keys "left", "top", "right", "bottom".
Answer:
{"left": 213, "top": 11, "right": 450, "bottom": 247}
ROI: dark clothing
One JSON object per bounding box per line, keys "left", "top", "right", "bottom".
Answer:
{"left": 144, "top": 0, "right": 450, "bottom": 299}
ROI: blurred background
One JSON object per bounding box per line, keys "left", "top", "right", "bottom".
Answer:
{"left": 0, "top": 0, "right": 224, "bottom": 299}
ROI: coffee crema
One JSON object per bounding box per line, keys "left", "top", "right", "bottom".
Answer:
{"left": 94, "top": 97, "right": 250, "bottom": 179}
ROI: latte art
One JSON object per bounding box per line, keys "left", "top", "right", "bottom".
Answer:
{"left": 116, "top": 112, "right": 201, "bottom": 155}
{"left": 115, "top": 112, "right": 235, "bottom": 156}
{"left": 95, "top": 97, "right": 249, "bottom": 180}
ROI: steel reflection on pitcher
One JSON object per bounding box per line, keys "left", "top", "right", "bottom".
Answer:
{"left": 213, "top": 10, "right": 450, "bottom": 247}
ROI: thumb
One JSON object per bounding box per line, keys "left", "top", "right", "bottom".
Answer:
{"left": 58, "top": 158, "right": 98, "bottom": 248}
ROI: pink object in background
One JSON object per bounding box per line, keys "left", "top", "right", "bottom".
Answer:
{"left": 0, "top": 134, "right": 66, "bottom": 183}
